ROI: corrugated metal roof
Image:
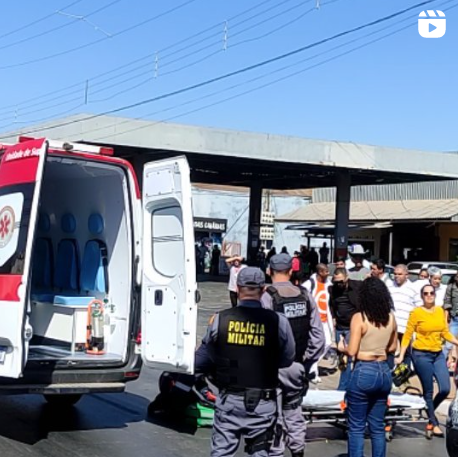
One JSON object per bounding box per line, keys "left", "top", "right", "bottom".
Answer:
{"left": 277, "top": 199, "right": 458, "bottom": 223}
{"left": 193, "top": 183, "right": 313, "bottom": 197}
{"left": 313, "top": 180, "right": 458, "bottom": 202}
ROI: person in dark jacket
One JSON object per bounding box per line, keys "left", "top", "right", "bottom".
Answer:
{"left": 329, "top": 267, "right": 362, "bottom": 391}
{"left": 261, "top": 254, "right": 325, "bottom": 457}
{"left": 444, "top": 272, "right": 458, "bottom": 367}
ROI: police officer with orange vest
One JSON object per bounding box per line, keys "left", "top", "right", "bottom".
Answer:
{"left": 261, "top": 253, "right": 325, "bottom": 457}
{"left": 195, "top": 267, "right": 296, "bottom": 457}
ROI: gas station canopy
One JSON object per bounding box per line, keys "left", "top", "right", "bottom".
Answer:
{"left": 3, "top": 114, "right": 458, "bottom": 189}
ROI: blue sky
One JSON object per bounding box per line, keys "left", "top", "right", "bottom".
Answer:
{"left": 0, "top": 0, "right": 456, "bottom": 151}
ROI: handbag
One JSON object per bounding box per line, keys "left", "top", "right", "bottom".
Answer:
{"left": 392, "top": 362, "right": 413, "bottom": 387}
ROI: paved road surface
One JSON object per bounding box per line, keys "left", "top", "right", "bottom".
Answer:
{"left": 0, "top": 280, "right": 449, "bottom": 456}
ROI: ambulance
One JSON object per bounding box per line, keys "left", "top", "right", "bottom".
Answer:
{"left": 0, "top": 137, "right": 197, "bottom": 406}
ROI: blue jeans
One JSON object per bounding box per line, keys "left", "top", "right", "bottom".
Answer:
{"left": 336, "top": 329, "right": 352, "bottom": 391}
{"left": 444, "top": 316, "right": 458, "bottom": 359}
{"left": 412, "top": 349, "right": 450, "bottom": 426}
{"left": 346, "top": 361, "right": 392, "bottom": 457}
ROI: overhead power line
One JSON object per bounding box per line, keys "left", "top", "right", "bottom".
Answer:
{"left": 0, "top": 0, "right": 120, "bottom": 52}
{"left": 0, "top": 0, "right": 85, "bottom": 41}
{"left": 0, "top": 0, "right": 318, "bottom": 121}
{"left": 92, "top": 4, "right": 457, "bottom": 142}
{"left": 0, "top": 0, "right": 199, "bottom": 70}
{"left": 0, "top": 0, "right": 441, "bottom": 140}
{"left": 0, "top": 0, "right": 306, "bottom": 115}
{"left": 77, "top": 0, "right": 456, "bottom": 142}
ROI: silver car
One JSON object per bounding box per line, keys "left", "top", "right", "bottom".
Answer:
{"left": 407, "top": 261, "right": 458, "bottom": 285}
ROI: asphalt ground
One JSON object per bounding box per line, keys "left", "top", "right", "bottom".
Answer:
{"left": 0, "top": 279, "right": 450, "bottom": 456}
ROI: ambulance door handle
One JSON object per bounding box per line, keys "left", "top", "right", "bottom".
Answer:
{"left": 154, "top": 290, "right": 163, "bottom": 306}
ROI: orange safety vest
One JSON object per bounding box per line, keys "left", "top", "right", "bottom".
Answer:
{"left": 314, "top": 281, "right": 329, "bottom": 324}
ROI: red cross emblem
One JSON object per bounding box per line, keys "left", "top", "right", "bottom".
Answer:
{"left": 0, "top": 206, "right": 15, "bottom": 248}
{"left": 0, "top": 213, "right": 11, "bottom": 239}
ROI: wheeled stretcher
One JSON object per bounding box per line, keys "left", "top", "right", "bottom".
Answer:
{"left": 301, "top": 389, "right": 428, "bottom": 441}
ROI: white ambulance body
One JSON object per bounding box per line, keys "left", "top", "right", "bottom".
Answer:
{"left": 0, "top": 137, "right": 197, "bottom": 405}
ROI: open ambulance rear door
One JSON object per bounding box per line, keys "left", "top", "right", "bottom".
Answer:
{"left": 0, "top": 138, "right": 48, "bottom": 378}
{"left": 141, "top": 156, "right": 197, "bottom": 373}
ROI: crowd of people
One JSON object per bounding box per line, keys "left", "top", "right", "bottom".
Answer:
{"left": 196, "top": 244, "right": 458, "bottom": 457}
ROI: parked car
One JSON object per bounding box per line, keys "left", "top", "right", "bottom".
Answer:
{"left": 327, "top": 262, "right": 394, "bottom": 281}
{"left": 407, "top": 261, "right": 458, "bottom": 285}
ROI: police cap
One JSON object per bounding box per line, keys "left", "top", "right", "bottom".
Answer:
{"left": 269, "top": 253, "right": 292, "bottom": 271}
{"left": 237, "top": 267, "right": 265, "bottom": 288}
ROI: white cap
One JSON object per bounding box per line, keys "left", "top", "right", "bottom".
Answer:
{"left": 348, "top": 244, "right": 366, "bottom": 255}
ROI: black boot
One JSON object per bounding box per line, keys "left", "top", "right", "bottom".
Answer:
{"left": 291, "top": 451, "right": 305, "bottom": 457}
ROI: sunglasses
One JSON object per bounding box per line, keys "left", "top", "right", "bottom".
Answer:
{"left": 332, "top": 280, "right": 345, "bottom": 285}
{"left": 423, "top": 291, "right": 435, "bottom": 296}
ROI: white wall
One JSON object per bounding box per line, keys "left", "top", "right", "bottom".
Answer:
{"left": 191, "top": 186, "right": 310, "bottom": 257}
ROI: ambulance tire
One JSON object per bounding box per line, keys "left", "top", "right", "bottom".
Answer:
{"left": 43, "top": 394, "right": 83, "bottom": 407}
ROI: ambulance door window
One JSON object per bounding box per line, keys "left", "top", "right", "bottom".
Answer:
{"left": 151, "top": 205, "right": 184, "bottom": 278}
{"left": 0, "top": 187, "right": 30, "bottom": 275}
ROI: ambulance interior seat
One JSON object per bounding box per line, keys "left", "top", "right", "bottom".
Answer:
{"left": 52, "top": 213, "right": 79, "bottom": 298}
{"left": 53, "top": 213, "right": 108, "bottom": 306}
{"left": 31, "top": 213, "right": 54, "bottom": 302}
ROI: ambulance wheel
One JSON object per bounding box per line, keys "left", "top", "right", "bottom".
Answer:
{"left": 44, "top": 394, "right": 83, "bottom": 407}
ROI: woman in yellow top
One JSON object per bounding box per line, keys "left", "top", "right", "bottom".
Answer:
{"left": 397, "top": 283, "right": 458, "bottom": 437}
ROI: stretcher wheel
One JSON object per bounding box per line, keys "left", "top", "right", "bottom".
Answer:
{"left": 425, "top": 429, "right": 433, "bottom": 440}
{"left": 385, "top": 431, "right": 393, "bottom": 442}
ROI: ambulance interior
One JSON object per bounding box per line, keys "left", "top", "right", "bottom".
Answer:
{"left": 29, "top": 156, "right": 133, "bottom": 363}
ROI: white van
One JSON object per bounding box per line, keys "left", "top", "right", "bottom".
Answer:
{"left": 0, "top": 137, "right": 197, "bottom": 405}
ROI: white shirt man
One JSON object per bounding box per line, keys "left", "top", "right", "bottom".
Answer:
{"left": 388, "top": 265, "right": 417, "bottom": 335}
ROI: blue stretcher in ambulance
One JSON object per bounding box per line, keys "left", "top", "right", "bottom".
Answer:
{"left": 0, "top": 137, "right": 198, "bottom": 406}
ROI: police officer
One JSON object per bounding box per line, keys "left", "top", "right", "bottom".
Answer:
{"left": 195, "top": 267, "right": 296, "bottom": 457}
{"left": 261, "top": 253, "right": 325, "bottom": 457}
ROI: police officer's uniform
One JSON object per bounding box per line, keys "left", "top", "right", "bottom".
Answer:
{"left": 261, "top": 254, "right": 325, "bottom": 457}
{"left": 195, "top": 267, "right": 296, "bottom": 457}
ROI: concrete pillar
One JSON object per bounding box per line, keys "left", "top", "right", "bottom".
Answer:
{"left": 247, "top": 182, "right": 263, "bottom": 265}
{"left": 388, "top": 231, "right": 393, "bottom": 265}
{"left": 334, "top": 171, "right": 351, "bottom": 261}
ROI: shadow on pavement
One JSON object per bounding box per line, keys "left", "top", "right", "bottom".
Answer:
{"left": 145, "top": 412, "right": 200, "bottom": 436}
{"left": 0, "top": 391, "right": 150, "bottom": 445}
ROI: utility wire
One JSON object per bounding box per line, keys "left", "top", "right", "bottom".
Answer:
{"left": 0, "top": 0, "right": 120, "bottom": 52}
{"left": 78, "top": 0, "right": 456, "bottom": 142}
{"left": 160, "top": 0, "right": 302, "bottom": 63}
{"left": 0, "top": 0, "right": 199, "bottom": 70}
{"left": 0, "top": 0, "right": 282, "bottom": 114}
{"left": 0, "top": 0, "right": 320, "bottom": 121}
{"left": 0, "top": 0, "right": 84, "bottom": 41}
{"left": 0, "top": 0, "right": 440, "bottom": 139}
{"left": 158, "top": 0, "right": 277, "bottom": 55}
{"left": 231, "top": 0, "right": 341, "bottom": 48}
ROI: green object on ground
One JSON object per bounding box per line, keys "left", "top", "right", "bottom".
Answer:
{"left": 185, "top": 403, "right": 214, "bottom": 428}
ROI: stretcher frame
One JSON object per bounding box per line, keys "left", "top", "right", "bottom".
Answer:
{"left": 301, "top": 389, "right": 429, "bottom": 442}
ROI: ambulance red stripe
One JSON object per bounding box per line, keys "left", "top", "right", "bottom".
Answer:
{"left": 0, "top": 138, "right": 45, "bottom": 188}
{"left": 0, "top": 275, "right": 21, "bottom": 301}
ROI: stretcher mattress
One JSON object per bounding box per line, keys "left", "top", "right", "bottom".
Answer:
{"left": 302, "top": 390, "right": 426, "bottom": 410}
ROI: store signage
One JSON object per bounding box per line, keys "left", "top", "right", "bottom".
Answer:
{"left": 194, "top": 217, "right": 227, "bottom": 232}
